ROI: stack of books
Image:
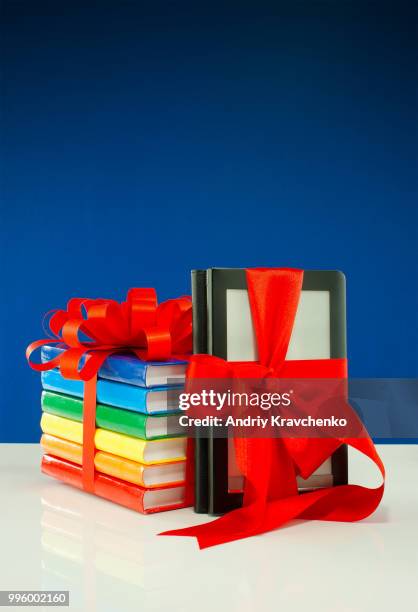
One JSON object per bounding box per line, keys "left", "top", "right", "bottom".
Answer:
{"left": 39, "top": 345, "right": 189, "bottom": 513}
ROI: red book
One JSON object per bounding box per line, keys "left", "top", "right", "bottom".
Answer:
{"left": 42, "top": 454, "right": 188, "bottom": 514}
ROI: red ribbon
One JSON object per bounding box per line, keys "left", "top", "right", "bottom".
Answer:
{"left": 161, "top": 268, "right": 385, "bottom": 548}
{"left": 27, "top": 288, "right": 193, "bottom": 493}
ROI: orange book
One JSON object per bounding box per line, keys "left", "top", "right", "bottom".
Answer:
{"left": 41, "top": 434, "right": 186, "bottom": 489}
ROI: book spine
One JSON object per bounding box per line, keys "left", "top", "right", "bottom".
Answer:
{"left": 138, "top": 367, "right": 147, "bottom": 386}
{"left": 94, "top": 429, "right": 146, "bottom": 463}
{"left": 41, "top": 412, "right": 83, "bottom": 444}
{"left": 41, "top": 433, "right": 83, "bottom": 465}
{"left": 42, "top": 391, "right": 83, "bottom": 421}
{"left": 100, "top": 358, "right": 148, "bottom": 386}
{"left": 41, "top": 454, "right": 147, "bottom": 513}
{"left": 136, "top": 417, "right": 147, "bottom": 440}
{"left": 137, "top": 464, "right": 146, "bottom": 487}
{"left": 191, "top": 269, "right": 210, "bottom": 513}
{"left": 41, "top": 370, "right": 84, "bottom": 398}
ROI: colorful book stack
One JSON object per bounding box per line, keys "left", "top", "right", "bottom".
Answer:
{"left": 39, "top": 344, "right": 189, "bottom": 513}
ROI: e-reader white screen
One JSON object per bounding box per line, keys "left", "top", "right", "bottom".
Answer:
{"left": 226, "top": 288, "right": 333, "bottom": 481}
{"left": 226, "top": 289, "right": 331, "bottom": 361}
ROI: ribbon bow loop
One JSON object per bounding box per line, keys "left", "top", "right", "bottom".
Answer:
{"left": 27, "top": 288, "right": 192, "bottom": 379}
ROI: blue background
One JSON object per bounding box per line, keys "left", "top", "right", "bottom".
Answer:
{"left": 1, "top": 1, "right": 417, "bottom": 442}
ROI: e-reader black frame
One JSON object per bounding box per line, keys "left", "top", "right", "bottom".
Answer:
{"left": 207, "top": 268, "right": 348, "bottom": 516}
{"left": 191, "top": 270, "right": 210, "bottom": 513}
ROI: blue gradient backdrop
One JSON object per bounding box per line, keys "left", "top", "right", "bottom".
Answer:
{"left": 1, "top": 1, "right": 417, "bottom": 441}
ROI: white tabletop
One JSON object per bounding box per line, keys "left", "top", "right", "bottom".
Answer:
{"left": 0, "top": 444, "right": 417, "bottom": 612}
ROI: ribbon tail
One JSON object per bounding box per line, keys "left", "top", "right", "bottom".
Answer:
{"left": 159, "top": 437, "right": 384, "bottom": 549}
{"left": 160, "top": 438, "right": 297, "bottom": 549}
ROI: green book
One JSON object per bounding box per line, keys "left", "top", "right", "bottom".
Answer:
{"left": 41, "top": 391, "right": 184, "bottom": 440}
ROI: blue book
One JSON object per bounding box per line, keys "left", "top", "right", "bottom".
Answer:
{"left": 41, "top": 369, "right": 181, "bottom": 414}
{"left": 41, "top": 344, "right": 187, "bottom": 388}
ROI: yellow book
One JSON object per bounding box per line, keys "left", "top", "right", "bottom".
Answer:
{"left": 40, "top": 413, "right": 187, "bottom": 465}
{"left": 40, "top": 434, "right": 186, "bottom": 488}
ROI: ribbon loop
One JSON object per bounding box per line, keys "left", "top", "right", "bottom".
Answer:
{"left": 142, "top": 328, "right": 172, "bottom": 361}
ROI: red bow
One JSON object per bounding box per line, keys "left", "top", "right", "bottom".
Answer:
{"left": 27, "top": 288, "right": 193, "bottom": 492}
{"left": 161, "top": 268, "right": 385, "bottom": 548}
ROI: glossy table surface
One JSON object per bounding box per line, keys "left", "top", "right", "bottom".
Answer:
{"left": 0, "top": 444, "right": 417, "bottom": 612}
